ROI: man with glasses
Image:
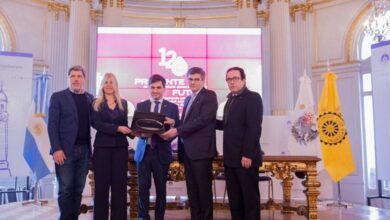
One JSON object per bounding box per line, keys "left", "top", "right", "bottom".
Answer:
{"left": 216, "top": 66, "right": 263, "bottom": 220}
{"left": 162, "top": 67, "right": 218, "bottom": 220}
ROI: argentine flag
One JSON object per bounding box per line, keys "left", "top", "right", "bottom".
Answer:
{"left": 23, "top": 72, "right": 54, "bottom": 181}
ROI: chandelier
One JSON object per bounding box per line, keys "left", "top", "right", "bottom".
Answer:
{"left": 364, "top": 0, "right": 390, "bottom": 42}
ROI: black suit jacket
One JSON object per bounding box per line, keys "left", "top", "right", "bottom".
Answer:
{"left": 136, "top": 99, "right": 180, "bottom": 164}
{"left": 178, "top": 88, "right": 218, "bottom": 162}
{"left": 92, "top": 99, "right": 129, "bottom": 148}
{"left": 48, "top": 88, "right": 94, "bottom": 156}
{"left": 216, "top": 87, "right": 263, "bottom": 168}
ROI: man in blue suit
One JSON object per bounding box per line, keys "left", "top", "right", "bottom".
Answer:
{"left": 136, "top": 74, "right": 179, "bottom": 220}
{"left": 48, "top": 65, "right": 94, "bottom": 220}
{"left": 162, "top": 67, "right": 218, "bottom": 220}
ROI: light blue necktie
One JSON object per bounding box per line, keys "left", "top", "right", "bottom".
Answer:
{"left": 184, "top": 93, "right": 196, "bottom": 121}
{"left": 134, "top": 138, "right": 146, "bottom": 163}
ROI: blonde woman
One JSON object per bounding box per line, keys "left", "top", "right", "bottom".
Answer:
{"left": 92, "top": 73, "right": 132, "bottom": 220}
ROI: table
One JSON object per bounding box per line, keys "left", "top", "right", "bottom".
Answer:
{"left": 127, "top": 155, "right": 321, "bottom": 220}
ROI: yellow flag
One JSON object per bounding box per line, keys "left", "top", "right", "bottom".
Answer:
{"left": 317, "top": 72, "right": 355, "bottom": 182}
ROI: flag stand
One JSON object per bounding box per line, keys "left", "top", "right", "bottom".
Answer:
{"left": 326, "top": 181, "right": 350, "bottom": 208}
{"left": 22, "top": 180, "right": 48, "bottom": 206}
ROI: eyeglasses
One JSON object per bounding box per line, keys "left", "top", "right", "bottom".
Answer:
{"left": 225, "top": 77, "right": 241, "bottom": 82}
{"left": 188, "top": 78, "right": 202, "bottom": 82}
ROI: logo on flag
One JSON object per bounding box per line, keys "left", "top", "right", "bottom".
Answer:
{"left": 23, "top": 72, "right": 54, "bottom": 181}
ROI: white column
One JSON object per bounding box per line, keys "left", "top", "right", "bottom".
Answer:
{"left": 102, "top": 0, "right": 123, "bottom": 27}
{"left": 269, "top": 0, "right": 294, "bottom": 115}
{"left": 47, "top": 6, "right": 69, "bottom": 93}
{"left": 68, "top": 0, "right": 91, "bottom": 89}
{"left": 290, "top": 3, "right": 313, "bottom": 102}
{"left": 259, "top": 1, "right": 271, "bottom": 115}
{"left": 237, "top": 0, "right": 258, "bottom": 27}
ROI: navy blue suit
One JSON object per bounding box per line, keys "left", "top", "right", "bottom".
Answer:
{"left": 177, "top": 87, "right": 218, "bottom": 220}
{"left": 48, "top": 88, "right": 94, "bottom": 220}
{"left": 91, "top": 99, "right": 130, "bottom": 220}
{"left": 48, "top": 88, "right": 94, "bottom": 157}
{"left": 136, "top": 99, "right": 179, "bottom": 220}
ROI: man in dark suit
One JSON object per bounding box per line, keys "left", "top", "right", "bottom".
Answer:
{"left": 216, "top": 66, "right": 263, "bottom": 220}
{"left": 136, "top": 74, "right": 179, "bottom": 220}
{"left": 162, "top": 67, "right": 218, "bottom": 220}
{"left": 48, "top": 65, "right": 94, "bottom": 220}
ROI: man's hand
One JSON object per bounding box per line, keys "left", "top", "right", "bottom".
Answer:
{"left": 160, "top": 128, "right": 178, "bottom": 140}
{"left": 241, "top": 156, "right": 252, "bottom": 168}
{"left": 164, "top": 117, "right": 175, "bottom": 126}
{"left": 117, "top": 126, "right": 132, "bottom": 134}
{"left": 53, "top": 150, "right": 67, "bottom": 165}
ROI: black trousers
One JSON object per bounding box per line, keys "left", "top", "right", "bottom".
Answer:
{"left": 137, "top": 147, "right": 170, "bottom": 220}
{"left": 93, "top": 147, "right": 128, "bottom": 220}
{"left": 184, "top": 153, "right": 213, "bottom": 220}
{"left": 225, "top": 166, "right": 260, "bottom": 220}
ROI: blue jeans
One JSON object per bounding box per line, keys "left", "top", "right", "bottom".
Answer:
{"left": 55, "top": 145, "right": 89, "bottom": 220}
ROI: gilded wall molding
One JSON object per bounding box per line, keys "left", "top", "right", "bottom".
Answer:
{"left": 48, "top": 1, "right": 69, "bottom": 20}
{"left": 0, "top": 9, "right": 16, "bottom": 51}
{"left": 91, "top": 10, "right": 103, "bottom": 22}
{"left": 174, "top": 17, "right": 186, "bottom": 27}
{"left": 234, "top": 0, "right": 260, "bottom": 9}
{"left": 290, "top": 3, "right": 313, "bottom": 22}
{"left": 257, "top": 10, "right": 270, "bottom": 21}
{"left": 100, "top": 0, "right": 125, "bottom": 9}
{"left": 345, "top": 2, "right": 371, "bottom": 62}
{"left": 268, "top": 0, "right": 291, "bottom": 5}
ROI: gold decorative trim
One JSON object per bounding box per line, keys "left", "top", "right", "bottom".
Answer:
{"left": 174, "top": 17, "right": 186, "bottom": 28}
{"left": 0, "top": 8, "right": 16, "bottom": 51}
{"left": 268, "top": 0, "right": 291, "bottom": 5}
{"left": 345, "top": 2, "right": 371, "bottom": 62}
{"left": 234, "top": 0, "right": 260, "bottom": 9}
{"left": 101, "top": 0, "right": 125, "bottom": 9}
{"left": 257, "top": 10, "right": 269, "bottom": 21}
{"left": 91, "top": 10, "right": 103, "bottom": 22}
{"left": 290, "top": 3, "right": 313, "bottom": 22}
{"left": 48, "top": 1, "right": 69, "bottom": 20}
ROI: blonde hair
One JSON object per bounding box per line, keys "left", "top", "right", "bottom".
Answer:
{"left": 93, "top": 73, "right": 124, "bottom": 111}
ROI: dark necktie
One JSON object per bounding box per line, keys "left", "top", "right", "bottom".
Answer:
{"left": 223, "top": 95, "right": 235, "bottom": 124}
{"left": 154, "top": 101, "right": 160, "bottom": 113}
{"left": 152, "top": 101, "right": 160, "bottom": 147}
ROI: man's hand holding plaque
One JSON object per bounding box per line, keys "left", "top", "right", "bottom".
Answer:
{"left": 130, "top": 111, "right": 175, "bottom": 138}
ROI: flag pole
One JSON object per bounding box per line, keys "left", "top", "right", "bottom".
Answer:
{"left": 22, "top": 175, "right": 48, "bottom": 206}
{"left": 326, "top": 181, "right": 349, "bottom": 208}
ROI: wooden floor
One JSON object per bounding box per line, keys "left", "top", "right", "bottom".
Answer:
{"left": 1, "top": 198, "right": 390, "bottom": 220}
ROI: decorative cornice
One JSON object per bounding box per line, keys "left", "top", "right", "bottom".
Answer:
{"left": 290, "top": 3, "right": 313, "bottom": 22}
{"left": 234, "top": 0, "right": 260, "bottom": 9}
{"left": 91, "top": 10, "right": 103, "bottom": 22}
{"left": 268, "top": 0, "right": 291, "bottom": 5}
{"left": 257, "top": 10, "right": 269, "bottom": 21}
{"left": 48, "top": 1, "right": 69, "bottom": 20}
{"left": 100, "top": 0, "right": 125, "bottom": 9}
{"left": 174, "top": 17, "right": 186, "bottom": 27}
